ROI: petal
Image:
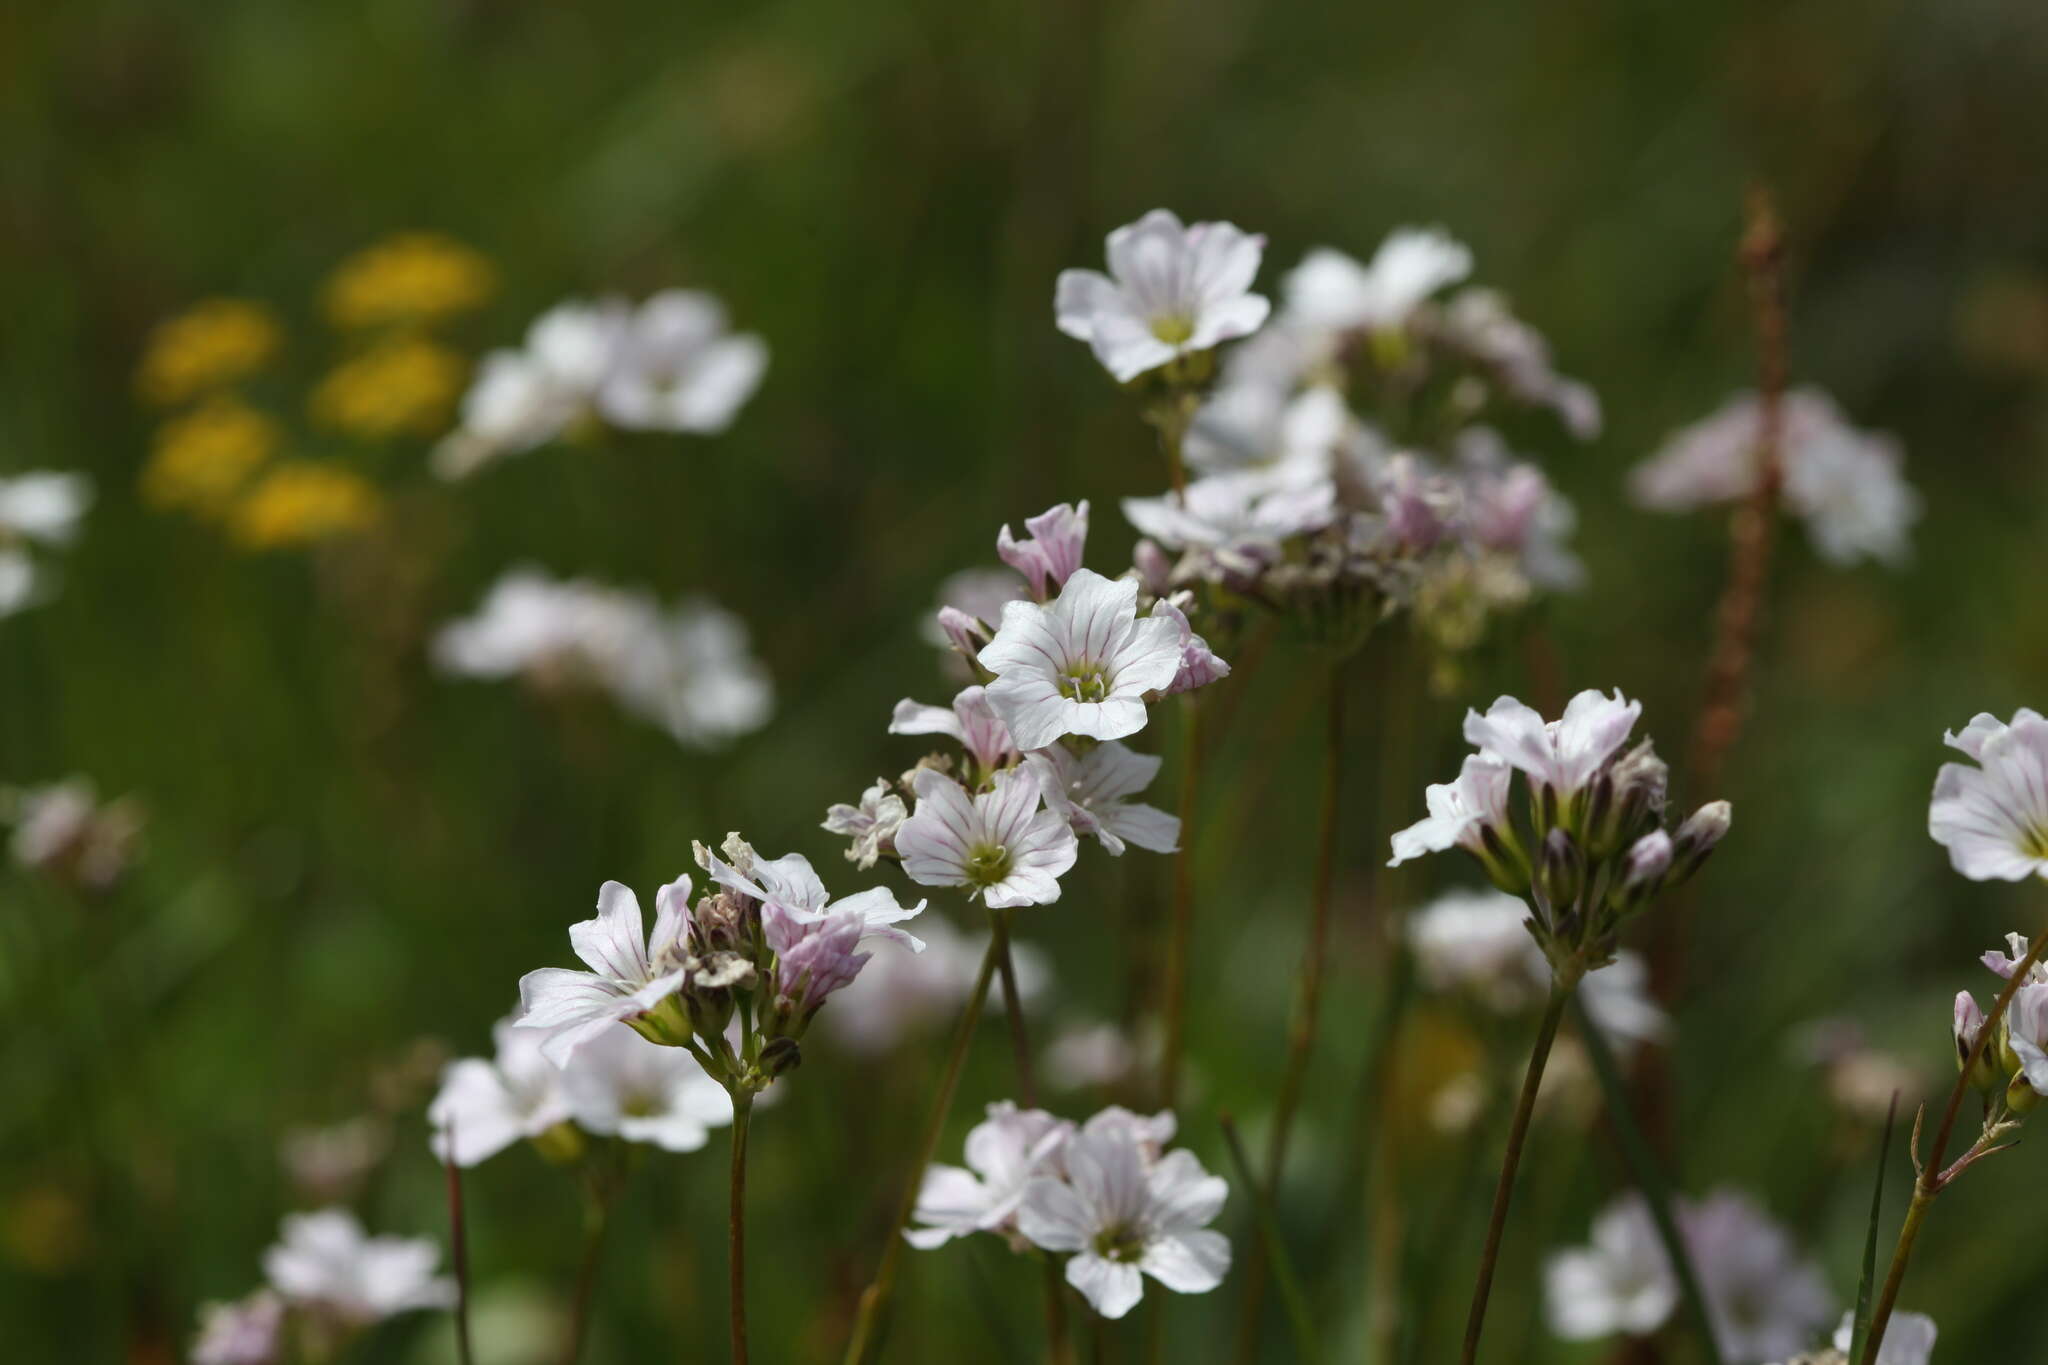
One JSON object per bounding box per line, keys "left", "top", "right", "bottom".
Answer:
{"left": 569, "top": 882, "right": 651, "bottom": 981}
{"left": 1017, "top": 1177, "right": 1094, "bottom": 1253}
{"left": 1141, "top": 1230, "right": 1231, "bottom": 1295}
{"left": 1066, "top": 1254, "right": 1146, "bottom": 1320}
{"left": 888, "top": 698, "right": 966, "bottom": 743}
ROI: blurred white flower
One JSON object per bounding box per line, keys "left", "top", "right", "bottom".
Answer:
{"left": 1627, "top": 388, "right": 1917, "bottom": 567}
{"left": 597, "top": 290, "right": 767, "bottom": 434}
{"left": 1056, "top": 209, "right": 1270, "bottom": 382}
{"left": 1017, "top": 1115, "right": 1230, "bottom": 1319}
{"left": 280, "top": 1117, "right": 388, "bottom": 1203}
{"left": 4, "top": 777, "right": 144, "bottom": 890}
{"left": 516, "top": 876, "right": 695, "bottom": 1065}
{"left": 897, "top": 767, "right": 1078, "bottom": 908}
{"left": 1044, "top": 1019, "right": 1158, "bottom": 1092}
{"left": 1435, "top": 289, "right": 1603, "bottom": 439}
{"left": 908, "top": 1101, "right": 1073, "bottom": 1249}
{"left": 558, "top": 1024, "right": 733, "bottom": 1152}
{"left": 429, "top": 1017, "right": 574, "bottom": 1166}
{"left": 1928, "top": 709, "right": 2048, "bottom": 882}
{"left": 0, "top": 470, "right": 91, "bottom": 619}
{"left": 262, "top": 1209, "right": 455, "bottom": 1324}
{"left": 826, "top": 912, "right": 1049, "bottom": 1055}
{"left": 1283, "top": 228, "right": 1472, "bottom": 334}
{"left": 434, "top": 300, "right": 628, "bottom": 477}
{"left": 1830, "top": 1309, "right": 1936, "bottom": 1365}
{"left": 1121, "top": 467, "right": 1338, "bottom": 561}
{"left": 821, "top": 777, "right": 909, "bottom": 870}
{"left": 433, "top": 567, "right": 772, "bottom": 749}
{"left": 192, "top": 1289, "right": 285, "bottom": 1365}
{"left": 978, "top": 569, "right": 1183, "bottom": 751}
{"left": 1544, "top": 1194, "right": 1677, "bottom": 1340}
{"left": 1026, "top": 741, "right": 1178, "bottom": 856}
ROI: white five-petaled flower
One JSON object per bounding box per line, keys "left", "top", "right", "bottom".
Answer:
{"left": 515, "top": 877, "right": 695, "bottom": 1065}
{"left": 1544, "top": 1194, "right": 1677, "bottom": 1341}
{"left": 1464, "top": 689, "right": 1642, "bottom": 801}
{"left": 433, "top": 299, "right": 628, "bottom": 477}
{"left": 428, "top": 1016, "right": 574, "bottom": 1166}
{"left": 1929, "top": 709, "right": 2048, "bottom": 882}
{"left": 1121, "top": 467, "right": 1338, "bottom": 561}
{"left": 999, "top": 502, "right": 1090, "bottom": 601}
{"left": 896, "top": 766, "right": 1079, "bottom": 908}
{"left": 978, "top": 569, "right": 1184, "bottom": 751}
{"left": 889, "top": 686, "right": 1018, "bottom": 774}
{"left": 1026, "top": 742, "right": 1179, "bottom": 856}
{"left": 191, "top": 1290, "right": 286, "bottom": 1365}
{"left": 2005, "top": 979, "right": 2048, "bottom": 1098}
{"left": 1388, "top": 752, "right": 1512, "bottom": 866}
{"left": 1830, "top": 1310, "right": 1936, "bottom": 1365}
{"left": 262, "top": 1210, "right": 456, "bottom": 1325}
{"left": 907, "top": 1101, "right": 1075, "bottom": 1249}
{"left": 1055, "top": 209, "right": 1270, "bottom": 383}
{"left": 822, "top": 778, "right": 909, "bottom": 870}
{"left": 597, "top": 290, "right": 768, "bottom": 435}
{"left": 1282, "top": 228, "right": 1473, "bottom": 335}
{"left": 558, "top": 1024, "right": 734, "bottom": 1151}
{"left": 1016, "top": 1119, "right": 1231, "bottom": 1319}
{"left": 0, "top": 469, "right": 92, "bottom": 619}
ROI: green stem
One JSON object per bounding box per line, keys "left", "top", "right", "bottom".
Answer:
{"left": 1219, "top": 1114, "right": 1328, "bottom": 1365}
{"left": 1158, "top": 695, "right": 1203, "bottom": 1111}
{"left": 991, "top": 906, "right": 1071, "bottom": 1365}
{"left": 728, "top": 1091, "right": 755, "bottom": 1365}
{"left": 842, "top": 931, "right": 1003, "bottom": 1365}
{"left": 1460, "top": 978, "right": 1574, "bottom": 1365}
{"left": 560, "top": 1179, "right": 616, "bottom": 1365}
{"left": 1861, "top": 924, "right": 2048, "bottom": 1363}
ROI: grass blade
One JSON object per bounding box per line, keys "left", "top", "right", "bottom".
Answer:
{"left": 1848, "top": 1093, "right": 1901, "bottom": 1364}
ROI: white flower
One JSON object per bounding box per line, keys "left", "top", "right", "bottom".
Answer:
{"left": 1831, "top": 1310, "right": 1936, "bottom": 1365}
{"left": 0, "top": 547, "right": 37, "bottom": 618}
{"left": 262, "top": 1209, "right": 456, "bottom": 1324}
{"left": 433, "top": 300, "right": 628, "bottom": 477}
{"left": 908, "top": 1101, "right": 1074, "bottom": 1249}
{"left": 1686, "top": 1189, "right": 1835, "bottom": 1363}
{"left": 1148, "top": 594, "right": 1233, "bottom": 696}
{"left": 2006, "top": 981, "right": 2048, "bottom": 1098}
{"left": 1436, "top": 289, "right": 1603, "bottom": 439}
{"left": 428, "top": 1017, "right": 574, "bottom": 1166}
{"left": 1388, "top": 752, "right": 1512, "bottom": 866}
{"left": 889, "top": 686, "right": 1017, "bottom": 774}
{"left": 515, "top": 876, "right": 695, "bottom": 1064}
{"left": 1121, "top": 467, "right": 1338, "bottom": 559}
{"left": 0, "top": 471, "right": 92, "bottom": 545}
{"left": 558, "top": 1024, "right": 733, "bottom": 1151}
{"left": 192, "top": 1290, "right": 285, "bottom": 1365}
{"left": 1928, "top": 709, "right": 2048, "bottom": 881}
{"left": 5, "top": 776, "right": 143, "bottom": 889}
{"left": 597, "top": 289, "right": 767, "bottom": 434}
{"left": 1045, "top": 1020, "right": 1157, "bottom": 1091}
{"left": 822, "top": 777, "right": 908, "bottom": 870}
{"left": 978, "top": 569, "right": 1184, "bottom": 750}
{"left": 1545, "top": 1194, "right": 1677, "bottom": 1340}
{"left": 1282, "top": 229, "right": 1472, "bottom": 334}
{"left": 1783, "top": 428, "right": 1919, "bottom": 567}
{"left": 896, "top": 766, "right": 1078, "bottom": 908}
{"left": 998, "top": 501, "right": 1090, "bottom": 601}
{"left": 1076, "top": 1104, "right": 1179, "bottom": 1161}
{"left": 281, "top": 1118, "right": 388, "bottom": 1204}
{"left": 1056, "top": 209, "right": 1270, "bottom": 382}
{"left": 1027, "top": 742, "right": 1177, "bottom": 856}
{"left": 622, "top": 595, "right": 775, "bottom": 748}
{"left": 1464, "top": 689, "right": 1642, "bottom": 800}
{"left": 696, "top": 841, "right": 925, "bottom": 951}
{"left": 1017, "top": 1120, "right": 1230, "bottom": 1319}
{"left": 826, "top": 913, "right": 1050, "bottom": 1054}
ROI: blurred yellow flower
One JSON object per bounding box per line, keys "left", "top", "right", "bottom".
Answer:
{"left": 142, "top": 398, "right": 281, "bottom": 515}
{"left": 323, "top": 233, "right": 496, "bottom": 331}
{"left": 230, "top": 463, "right": 381, "bottom": 549}
{"left": 309, "top": 336, "right": 466, "bottom": 440}
{"left": 135, "top": 298, "right": 283, "bottom": 407}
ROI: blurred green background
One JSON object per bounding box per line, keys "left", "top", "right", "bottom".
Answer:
{"left": 6, "top": 0, "right": 2048, "bottom": 1360}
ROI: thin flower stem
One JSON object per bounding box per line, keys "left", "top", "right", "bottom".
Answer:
{"left": 1860, "top": 925, "right": 2048, "bottom": 1363}
{"left": 1158, "top": 694, "right": 1204, "bottom": 1111}
{"left": 445, "top": 1129, "right": 475, "bottom": 1365}
{"left": 1460, "top": 977, "right": 1575, "bottom": 1365}
{"left": 842, "top": 932, "right": 1004, "bottom": 1365}
{"left": 1233, "top": 659, "right": 1347, "bottom": 1360}
{"left": 991, "top": 905, "right": 1073, "bottom": 1365}
{"left": 560, "top": 1178, "right": 618, "bottom": 1365}
{"left": 728, "top": 1091, "right": 755, "bottom": 1365}
{"left": 1219, "top": 1113, "right": 1328, "bottom": 1365}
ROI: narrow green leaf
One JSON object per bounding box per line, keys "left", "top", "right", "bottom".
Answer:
{"left": 1570, "top": 996, "right": 1724, "bottom": 1365}
{"left": 1848, "top": 1094, "right": 1901, "bottom": 1364}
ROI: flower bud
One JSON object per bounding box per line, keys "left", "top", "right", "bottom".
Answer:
{"left": 1954, "top": 992, "right": 2001, "bottom": 1091}
{"left": 1610, "top": 830, "right": 1673, "bottom": 917}
{"left": 1670, "top": 800, "right": 1732, "bottom": 881}
{"left": 2006, "top": 1071, "right": 2042, "bottom": 1114}
{"left": 1535, "top": 828, "right": 1586, "bottom": 922}
{"left": 936, "top": 606, "right": 992, "bottom": 659}
{"left": 1478, "top": 823, "right": 1532, "bottom": 898}
{"left": 1589, "top": 741, "right": 1667, "bottom": 857}
{"left": 759, "top": 1036, "right": 802, "bottom": 1080}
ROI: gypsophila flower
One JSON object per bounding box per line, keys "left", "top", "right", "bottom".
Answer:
{"left": 1830, "top": 1310, "right": 1936, "bottom": 1365}
{"left": 1147, "top": 594, "right": 1232, "bottom": 695}
{"left": 897, "top": 766, "right": 1078, "bottom": 908}
{"left": 1929, "top": 709, "right": 2048, "bottom": 882}
{"left": 827, "top": 913, "right": 1049, "bottom": 1054}
{"left": 1026, "top": 741, "right": 1178, "bottom": 856}
{"left": 1044, "top": 1019, "right": 1159, "bottom": 1092}
{"left": 1433, "top": 289, "right": 1603, "bottom": 439}
{"left": 1016, "top": 1112, "right": 1230, "bottom": 1319}
{"left": 262, "top": 1209, "right": 456, "bottom": 1325}
{"left": 428, "top": 1017, "right": 574, "bottom": 1166}
{"left": 1282, "top": 228, "right": 1473, "bottom": 335}
{"left": 1121, "top": 467, "right": 1339, "bottom": 566}
{"left": 4, "top": 776, "right": 143, "bottom": 890}
{"left": 908, "top": 1101, "right": 1074, "bottom": 1249}
{"left": 0, "top": 470, "right": 91, "bottom": 620}
{"left": 889, "top": 686, "right": 1018, "bottom": 775}
{"left": 1055, "top": 210, "right": 1270, "bottom": 383}
{"left": 515, "top": 876, "right": 696, "bottom": 1064}
{"left": 1387, "top": 753, "right": 1513, "bottom": 867}
{"left": 978, "top": 569, "right": 1184, "bottom": 750}
{"left": 597, "top": 290, "right": 767, "bottom": 434}
{"left": 998, "top": 501, "right": 1090, "bottom": 601}
{"left": 696, "top": 840, "right": 926, "bottom": 951}
{"left": 192, "top": 1290, "right": 285, "bottom": 1365}
{"left": 822, "top": 777, "right": 909, "bottom": 870}
{"left": 558, "top": 1024, "right": 734, "bottom": 1151}
{"left": 1544, "top": 1194, "right": 1677, "bottom": 1341}
{"left": 1465, "top": 689, "right": 1642, "bottom": 803}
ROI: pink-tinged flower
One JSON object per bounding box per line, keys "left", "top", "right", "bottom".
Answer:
{"left": 697, "top": 841, "right": 925, "bottom": 951}
{"left": 192, "top": 1290, "right": 285, "bottom": 1365}
{"left": 1027, "top": 742, "right": 1179, "bottom": 856}
{"left": 1121, "top": 468, "right": 1338, "bottom": 559}
{"left": 1464, "top": 690, "right": 1642, "bottom": 800}
{"left": 896, "top": 767, "right": 1078, "bottom": 908}
{"left": 1375, "top": 453, "right": 1458, "bottom": 552}
{"left": 597, "top": 290, "right": 767, "bottom": 435}
{"left": 889, "top": 686, "right": 1018, "bottom": 774}
{"left": 1929, "top": 709, "right": 2048, "bottom": 881}
{"left": 763, "top": 903, "right": 869, "bottom": 1015}
{"left": 999, "top": 502, "right": 1090, "bottom": 601}
{"left": 560, "top": 1025, "right": 733, "bottom": 1150}
{"left": 1388, "top": 753, "right": 1512, "bottom": 866}
{"left": 1056, "top": 210, "right": 1270, "bottom": 383}
{"left": 908, "top": 1101, "right": 1074, "bottom": 1249}
{"left": 1076, "top": 1105, "right": 1179, "bottom": 1162}
{"left": 1684, "top": 1190, "right": 1835, "bottom": 1362}
{"left": 1980, "top": 929, "right": 2048, "bottom": 982}
{"left": 1149, "top": 594, "right": 1231, "bottom": 696}
{"left": 1954, "top": 990, "right": 1986, "bottom": 1061}
{"left": 515, "top": 877, "right": 695, "bottom": 1065}
{"left": 2007, "top": 982, "right": 2048, "bottom": 1097}
{"left": 262, "top": 1210, "right": 456, "bottom": 1324}
{"left": 1544, "top": 1194, "right": 1677, "bottom": 1340}
{"left": 822, "top": 778, "right": 908, "bottom": 870}
{"left": 1832, "top": 1310, "right": 1936, "bottom": 1365}
{"left": 1282, "top": 229, "right": 1472, "bottom": 334}
{"left": 428, "top": 1017, "right": 573, "bottom": 1167}
{"left": 978, "top": 569, "right": 1184, "bottom": 750}
{"left": 1017, "top": 1121, "right": 1231, "bottom": 1320}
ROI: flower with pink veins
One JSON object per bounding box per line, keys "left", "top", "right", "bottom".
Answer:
{"left": 1929, "top": 709, "right": 2048, "bottom": 882}
{"left": 978, "top": 569, "right": 1184, "bottom": 751}
{"left": 896, "top": 766, "right": 1078, "bottom": 908}
{"left": 1026, "top": 742, "right": 1178, "bottom": 856}
{"left": 998, "top": 501, "right": 1090, "bottom": 601}
{"left": 889, "top": 686, "right": 1017, "bottom": 774}
{"left": 1055, "top": 210, "right": 1270, "bottom": 383}
{"left": 1463, "top": 690, "right": 1642, "bottom": 802}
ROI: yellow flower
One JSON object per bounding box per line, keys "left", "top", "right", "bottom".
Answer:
{"left": 135, "top": 299, "right": 282, "bottom": 407}
{"left": 323, "top": 233, "right": 496, "bottom": 331}
{"left": 229, "top": 463, "right": 381, "bottom": 549}
{"left": 309, "top": 336, "right": 466, "bottom": 440}
{"left": 142, "top": 398, "right": 281, "bottom": 515}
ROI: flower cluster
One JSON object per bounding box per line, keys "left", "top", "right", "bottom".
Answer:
{"left": 1952, "top": 930, "right": 2048, "bottom": 1118}
{"left": 1391, "top": 689, "right": 1730, "bottom": 986}
{"left": 434, "top": 290, "right": 767, "bottom": 478}
{"left": 192, "top": 1210, "right": 454, "bottom": 1365}
{"left": 0, "top": 470, "right": 91, "bottom": 621}
{"left": 907, "top": 1101, "right": 1230, "bottom": 1320}
{"left": 1628, "top": 387, "right": 1920, "bottom": 567}
{"left": 432, "top": 565, "right": 773, "bottom": 750}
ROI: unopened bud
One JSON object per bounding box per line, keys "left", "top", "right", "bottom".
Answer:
{"left": 936, "top": 606, "right": 992, "bottom": 659}
{"left": 1670, "top": 800, "right": 1732, "bottom": 881}
{"left": 1611, "top": 830, "right": 1673, "bottom": 916}
{"left": 1954, "top": 992, "right": 2001, "bottom": 1091}
{"left": 1591, "top": 741, "right": 1667, "bottom": 857}
{"left": 759, "top": 1036, "right": 802, "bottom": 1080}
{"left": 1478, "top": 823, "right": 1531, "bottom": 898}
{"left": 1535, "top": 828, "right": 1586, "bottom": 921}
